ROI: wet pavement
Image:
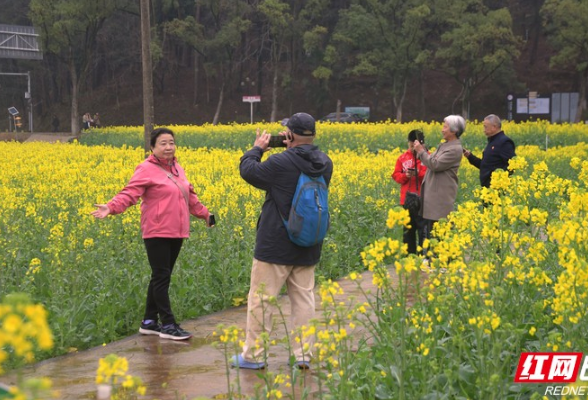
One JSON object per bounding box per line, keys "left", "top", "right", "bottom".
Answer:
{"left": 24, "top": 133, "right": 76, "bottom": 143}
{"left": 3, "top": 269, "right": 397, "bottom": 399}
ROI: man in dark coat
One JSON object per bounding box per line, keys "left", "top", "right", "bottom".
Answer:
{"left": 463, "top": 114, "right": 516, "bottom": 188}
{"left": 233, "top": 112, "right": 333, "bottom": 370}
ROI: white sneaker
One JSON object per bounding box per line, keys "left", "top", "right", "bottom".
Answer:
{"left": 421, "top": 259, "right": 433, "bottom": 272}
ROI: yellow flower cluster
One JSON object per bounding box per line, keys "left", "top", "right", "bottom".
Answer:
{"left": 0, "top": 293, "right": 53, "bottom": 373}
{"left": 318, "top": 279, "right": 344, "bottom": 307}
{"left": 95, "top": 354, "right": 146, "bottom": 397}
{"left": 96, "top": 354, "right": 129, "bottom": 385}
{"left": 213, "top": 325, "right": 244, "bottom": 346}
{"left": 386, "top": 207, "right": 411, "bottom": 230}
{"left": 6, "top": 377, "right": 55, "bottom": 400}
{"left": 468, "top": 310, "right": 502, "bottom": 335}
{"left": 361, "top": 237, "right": 404, "bottom": 274}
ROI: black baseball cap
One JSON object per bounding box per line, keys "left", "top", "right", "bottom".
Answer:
{"left": 281, "top": 112, "right": 316, "bottom": 136}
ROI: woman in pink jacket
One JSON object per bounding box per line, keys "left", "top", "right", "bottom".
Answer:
{"left": 91, "top": 127, "right": 213, "bottom": 340}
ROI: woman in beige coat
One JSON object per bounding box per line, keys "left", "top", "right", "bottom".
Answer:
{"left": 413, "top": 115, "right": 464, "bottom": 239}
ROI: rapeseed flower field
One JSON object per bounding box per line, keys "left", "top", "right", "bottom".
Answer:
{"left": 1, "top": 121, "right": 588, "bottom": 399}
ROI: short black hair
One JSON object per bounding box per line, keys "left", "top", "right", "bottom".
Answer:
{"left": 150, "top": 127, "right": 175, "bottom": 148}
{"left": 408, "top": 129, "right": 424, "bottom": 143}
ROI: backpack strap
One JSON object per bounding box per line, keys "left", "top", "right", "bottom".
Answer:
{"left": 271, "top": 150, "right": 300, "bottom": 220}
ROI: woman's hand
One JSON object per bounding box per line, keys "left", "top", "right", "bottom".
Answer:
{"left": 91, "top": 204, "right": 111, "bottom": 219}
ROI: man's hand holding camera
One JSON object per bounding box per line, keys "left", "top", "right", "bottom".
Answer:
{"left": 254, "top": 128, "right": 294, "bottom": 151}
{"left": 281, "top": 130, "right": 294, "bottom": 148}
{"left": 254, "top": 128, "right": 272, "bottom": 151}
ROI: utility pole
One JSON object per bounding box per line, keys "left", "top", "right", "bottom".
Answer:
{"left": 140, "top": 0, "right": 154, "bottom": 155}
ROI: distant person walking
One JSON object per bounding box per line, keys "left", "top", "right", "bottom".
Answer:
{"left": 93, "top": 113, "right": 101, "bottom": 128}
{"left": 91, "top": 127, "right": 215, "bottom": 340}
{"left": 463, "top": 114, "right": 515, "bottom": 188}
{"left": 82, "top": 113, "right": 92, "bottom": 130}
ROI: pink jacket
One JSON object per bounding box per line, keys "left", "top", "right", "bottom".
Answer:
{"left": 107, "top": 155, "right": 210, "bottom": 238}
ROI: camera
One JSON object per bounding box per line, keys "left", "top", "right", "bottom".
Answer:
{"left": 268, "top": 135, "right": 287, "bottom": 148}
{"left": 208, "top": 214, "right": 216, "bottom": 226}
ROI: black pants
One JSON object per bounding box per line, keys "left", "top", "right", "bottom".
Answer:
{"left": 421, "top": 219, "right": 437, "bottom": 256}
{"left": 403, "top": 211, "right": 426, "bottom": 254}
{"left": 143, "top": 238, "right": 184, "bottom": 325}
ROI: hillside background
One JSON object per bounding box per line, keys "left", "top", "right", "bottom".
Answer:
{"left": 0, "top": 0, "right": 582, "bottom": 132}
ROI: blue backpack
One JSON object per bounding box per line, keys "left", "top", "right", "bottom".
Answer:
{"left": 282, "top": 172, "right": 330, "bottom": 247}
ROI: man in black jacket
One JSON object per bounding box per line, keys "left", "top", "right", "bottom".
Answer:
{"left": 463, "top": 114, "right": 516, "bottom": 187}
{"left": 232, "top": 112, "right": 333, "bottom": 370}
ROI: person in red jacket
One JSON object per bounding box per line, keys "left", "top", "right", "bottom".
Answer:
{"left": 392, "top": 129, "right": 427, "bottom": 254}
{"left": 91, "top": 127, "right": 214, "bottom": 340}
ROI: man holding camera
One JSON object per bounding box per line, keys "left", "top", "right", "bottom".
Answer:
{"left": 463, "top": 114, "right": 516, "bottom": 188}
{"left": 234, "top": 112, "right": 333, "bottom": 370}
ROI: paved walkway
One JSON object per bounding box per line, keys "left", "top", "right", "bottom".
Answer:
{"left": 3, "top": 269, "right": 395, "bottom": 400}
{"left": 24, "top": 133, "right": 76, "bottom": 143}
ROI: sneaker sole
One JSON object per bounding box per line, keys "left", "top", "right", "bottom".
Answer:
{"left": 159, "top": 332, "right": 192, "bottom": 340}
{"left": 231, "top": 355, "right": 266, "bottom": 370}
{"left": 294, "top": 362, "right": 310, "bottom": 370}
{"left": 139, "top": 328, "right": 161, "bottom": 336}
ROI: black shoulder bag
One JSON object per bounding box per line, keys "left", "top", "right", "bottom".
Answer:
{"left": 403, "top": 152, "right": 421, "bottom": 214}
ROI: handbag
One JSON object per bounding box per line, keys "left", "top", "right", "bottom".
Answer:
{"left": 403, "top": 153, "right": 421, "bottom": 214}
{"left": 404, "top": 191, "right": 421, "bottom": 213}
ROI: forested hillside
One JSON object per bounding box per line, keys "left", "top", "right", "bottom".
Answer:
{"left": 0, "top": 0, "right": 585, "bottom": 132}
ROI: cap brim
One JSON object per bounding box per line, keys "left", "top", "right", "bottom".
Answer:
{"left": 281, "top": 118, "right": 289, "bottom": 126}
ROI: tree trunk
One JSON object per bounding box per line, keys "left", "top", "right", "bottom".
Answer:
{"left": 270, "top": 66, "right": 278, "bottom": 122}
{"left": 575, "top": 69, "right": 587, "bottom": 123}
{"left": 393, "top": 79, "right": 408, "bottom": 122}
{"left": 419, "top": 70, "right": 426, "bottom": 120}
{"left": 395, "top": 102, "right": 403, "bottom": 123}
{"left": 141, "top": 0, "right": 154, "bottom": 154}
{"left": 212, "top": 83, "right": 224, "bottom": 125}
{"left": 461, "top": 83, "right": 471, "bottom": 119}
{"left": 193, "top": 51, "right": 200, "bottom": 106}
{"left": 462, "top": 100, "right": 469, "bottom": 120}
{"left": 193, "top": 2, "right": 201, "bottom": 106}
{"left": 70, "top": 65, "right": 80, "bottom": 136}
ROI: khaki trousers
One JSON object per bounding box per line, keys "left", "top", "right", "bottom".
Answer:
{"left": 241, "top": 258, "right": 316, "bottom": 363}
